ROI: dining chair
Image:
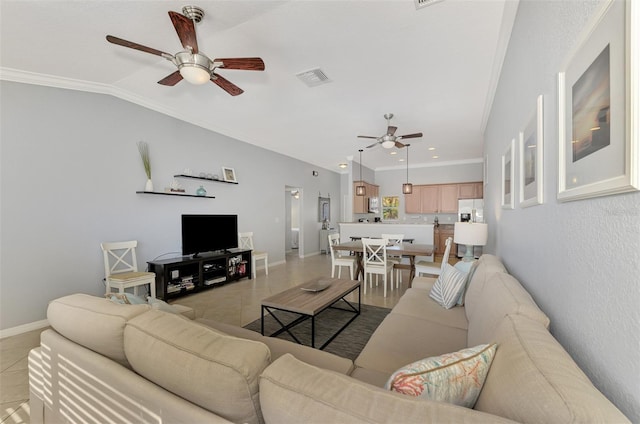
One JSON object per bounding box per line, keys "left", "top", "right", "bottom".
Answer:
{"left": 362, "top": 238, "right": 395, "bottom": 297}
{"left": 415, "top": 237, "right": 452, "bottom": 277}
{"left": 328, "top": 233, "right": 356, "bottom": 280}
{"left": 382, "top": 233, "right": 406, "bottom": 286}
{"left": 101, "top": 240, "right": 157, "bottom": 299}
{"left": 238, "top": 232, "right": 269, "bottom": 279}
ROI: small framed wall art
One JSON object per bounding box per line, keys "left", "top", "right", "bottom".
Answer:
{"left": 557, "top": 0, "right": 638, "bottom": 201}
{"left": 519, "top": 95, "right": 544, "bottom": 207}
{"left": 501, "top": 138, "right": 515, "bottom": 210}
{"left": 222, "top": 167, "right": 237, "bottom": 183}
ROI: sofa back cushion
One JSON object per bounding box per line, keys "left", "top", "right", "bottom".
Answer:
{"left": 475, "top": 314, "right": 629, "bottom": 423}
{"left": 260, "top": 353, "right": 519, "bottom": 424}
{"left": 467, "top": 272, "right": 549, "bottom": 346}
{"left": 47, "top": 293, "right": 151, "bottom": 367}
{"left": 463, "top": 255, "right": 507, "bottom": 320}
{"left": 124, "top": 310, "right": 270, "bottom": 424}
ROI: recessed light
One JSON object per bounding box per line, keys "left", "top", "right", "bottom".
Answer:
{"left": 432, "top": 155, "right": 439, "bottom": 159}
{"left": 399, "top": 158, "right": 405, "bottom": 162}
{"left": 338, "top": 163, "right": 348, "bottom": 169}
{"left": 428, "top": 147, "right": 436, "bottom": 151}
{"left": 390, "top": 151, "right": 397, "bottom": 155}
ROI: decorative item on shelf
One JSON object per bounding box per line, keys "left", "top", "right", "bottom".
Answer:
{"left": 213, "top": 175, "right": 219, "bottom": 180}
{"left": 196, "top": 185, "right": 207, "bottom": 196}
{"left": 169, "top": 179, "right": 185, "bottom": 193}
{"left": 222, "top": 167, "right": 237, "bottom": 183}
{"left": 183, "top": 168, "right": 193, "bottom": 176}
{"left": 136, "top": 141, "right": 153, "bottom": 192}
{"left": 402, "top": 143, "right": 413, "bottom": 194}
{"left": 199, "top": 172, "right": 207, "bottom": 178}
{"left": 356, "top": 149, "right": 366, "bottom": 196}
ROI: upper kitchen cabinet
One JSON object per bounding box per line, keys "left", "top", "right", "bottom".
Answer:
{"left": 458, "top": 182, "right": 484, "bottom": 199}
{"left": 353, "top": 181, "right": 379, "bottom": 214}
{"left": 405, "top": 182, "right": 483, "bottom": 214}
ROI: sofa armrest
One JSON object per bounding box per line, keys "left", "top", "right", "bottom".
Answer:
{"left": 411, "top": 276, "right": 437, "bottom": 290}
{"left": 260, "top": 354, "right": 519, "bottom": 424}
{"left": 197, "top": 319, "right": 354, "bottom": 375}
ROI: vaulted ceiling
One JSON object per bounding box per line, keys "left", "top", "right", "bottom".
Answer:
{"left": 0, "top": 0, "right": 517, "bottom": 171}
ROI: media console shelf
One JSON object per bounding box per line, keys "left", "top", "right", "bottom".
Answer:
{"left": 148, "top": 249, "right": 252, "bottom": 300}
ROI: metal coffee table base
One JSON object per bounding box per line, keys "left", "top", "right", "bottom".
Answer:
{"left": 261, "top": 285, "right": 361, "bottom": 350}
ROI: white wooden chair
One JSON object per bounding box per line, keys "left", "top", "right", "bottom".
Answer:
{"left": 415, "top": 237, "right": 453, "bottom": 277}
{"left": 362, "top": 238, "right": 394, "bottom": 297}
{"left": 382, "top": 233, "right": 405, "bottom": 286}
{"left": 328, "top": 233, "right": 356, "bottom": 280}
{"left": 101, "top": 240, "right": 156, "bottom": 299}
{"left": 238, "top": 232, "right": 268, "bottom": 279}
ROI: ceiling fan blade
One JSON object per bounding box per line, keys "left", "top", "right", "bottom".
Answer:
{"left": 157, "top": 71, "right": 183, "bottom": 86}
{"left": 169, "top": 11, "right": 198, "bottom": 54}
{"left": 397, "top": 132, "right": 423, "bottom": 139}
{"left": 106, "top": 35, "right": 170, "bottom": 57}
{"left": 366, "top": 142, "right": 379, "bottom": 148}
{"left": 395, "top": 141, "right": 406, "bottom": 148}
{"left": 214, "top": 58, "right": 265, "bottom": 71}
{"left": 358, "top": 135, "right": 378, "bottom": 139}
{"left": 211, "top": 74, "right": 244, "bottom": 96}
{"left": 387, "top": 126, "right": 398, "bottom": 136}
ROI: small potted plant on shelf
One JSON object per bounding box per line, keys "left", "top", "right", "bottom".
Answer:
{"left": 137, "top": 141, "right": 153, "bottom": 192}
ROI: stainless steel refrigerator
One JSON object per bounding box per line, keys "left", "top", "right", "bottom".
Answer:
{"left": 457, "top": 199, "right": 484, "bottom": 258}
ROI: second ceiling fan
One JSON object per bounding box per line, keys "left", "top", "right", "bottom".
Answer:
{"left": 358, "top": 113, "right": 423, "bottom": 149}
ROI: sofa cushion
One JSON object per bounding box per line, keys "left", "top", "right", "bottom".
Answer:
{"left": 124, "top": 310, "right": 270, "bottom": 424}
{"left": 475, "top": 314, "right": 629, "bottom": 423}
{"left": 385, "top": 343, "right": 497, "bottom": 407}
{"left": 259, "top": 353, "right": 519, "bottom": 424}
{"left": 429, "top": 264, "right": 468, "bottom": 309}
{"left": 467, "top": 272, "right": 549, "bottom": 346}
{"left": 464, "top": 255, "right": 508, "bottom": 320}
{"left": 391, "top": 288, "right": 468, "bottom": 331}
{"left": 47, "top": 293, "right": 151, "bottom": 367}
{"left": 355, "top": 313, "right": 467, "bottom": 375}
{"left": 196, "top": 318, "right": 354, "bottom": 375}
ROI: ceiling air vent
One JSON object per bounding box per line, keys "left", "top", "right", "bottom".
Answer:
{"left": 415, "top": 0, "right": 445, "bottom": 10}
{"left": 296, "top": 68, "right": 331, "bottom": 87}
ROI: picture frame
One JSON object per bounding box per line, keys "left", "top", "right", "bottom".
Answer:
{"left": 519, "top": 95, "right": 544, "bottom": 207}
{"left": 318, "top": 197, "right": 330, "bottom": 222}
{"left": 483, "top": 154, "right": 489, "bottom": 187}
{"left": 557, "top": 0, "right": 639, "bottom": 201}
{"left": 501, "top": 138, "right": 515, "bottom": 210}
{"left": 222, "top": 167, "right": 237, "bottom": 183}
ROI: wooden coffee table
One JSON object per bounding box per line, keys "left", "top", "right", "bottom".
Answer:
{"left": 261, "top": 277, "right": 361, "bottom": 349}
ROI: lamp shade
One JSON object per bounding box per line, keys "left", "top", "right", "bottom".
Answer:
{"left": 454, "top": 222, "right": 488, "bottom": 246}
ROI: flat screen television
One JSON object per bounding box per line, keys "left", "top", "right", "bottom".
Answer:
{"left": 181, "top": 214, "right": 238, "bottom": 257}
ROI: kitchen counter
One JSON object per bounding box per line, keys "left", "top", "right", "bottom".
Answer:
{"left": 338, "top": 223, "right": 434, "bottom": 260}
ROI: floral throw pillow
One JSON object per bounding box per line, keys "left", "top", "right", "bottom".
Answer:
{"left": 429, "top": 263, "right": 468, "bottom": 309}
{"left": 385, "top": 344, "right": 497, "bottom": 408}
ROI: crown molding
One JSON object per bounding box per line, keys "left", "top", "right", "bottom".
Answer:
{"left": 375, "top": 157, "right": 483, "bottom": 172}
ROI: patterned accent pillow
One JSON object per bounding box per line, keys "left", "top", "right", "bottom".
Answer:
{"left": 429, "top": 263, "right": 468, "bottom": 309}
{"left": 385, "top": 344, "right": 497, "bottom": 408}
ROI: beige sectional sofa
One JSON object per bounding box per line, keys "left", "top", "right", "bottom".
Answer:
{"left": 29, "top": 254, "right": 628, "bottom": 423}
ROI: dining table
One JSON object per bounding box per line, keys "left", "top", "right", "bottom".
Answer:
{"left": 332, "top": 240, "right": 434, "bottom": 287}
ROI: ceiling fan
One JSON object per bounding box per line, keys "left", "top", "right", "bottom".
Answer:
{"left": 358, "top": 113, "right": 423, "bottom": 149}
{"left": 106, "top": 5, "right": 264, "bottom": 96}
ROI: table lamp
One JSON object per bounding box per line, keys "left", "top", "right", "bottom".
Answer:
{"left": 454, "top": 222, "right": 488, "bottom": 262}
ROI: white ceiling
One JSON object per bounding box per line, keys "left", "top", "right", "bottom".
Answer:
{"left": 0, "top": 0, "right": 517, "bottom": 172}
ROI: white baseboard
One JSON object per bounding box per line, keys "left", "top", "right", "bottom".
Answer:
{"left": 0, "top": 319, "right": 49, "bottom": 339}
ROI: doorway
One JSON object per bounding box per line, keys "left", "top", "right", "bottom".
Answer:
{"left": 285, "top": 186, "right": 303, "bottom": 258}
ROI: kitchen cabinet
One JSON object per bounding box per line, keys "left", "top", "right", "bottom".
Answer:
{"left": 434, "top": 225, "right": 455, "bottom": 255}
{"left": 353, "top": 181, "right": 379, "bottom": 214}
{"left": 458, "top": 182, "right": 483, "bottom": 199}
{"left": 405, "top": 181, "right": 483, "bottom": 214}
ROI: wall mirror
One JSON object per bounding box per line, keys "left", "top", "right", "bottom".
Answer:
{"left": 318, "top": 197, "right": 330, "bottom": 222}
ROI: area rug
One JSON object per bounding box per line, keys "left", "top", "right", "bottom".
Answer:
{"left": 243, "top": 304, "right": 391, "bottom": 360}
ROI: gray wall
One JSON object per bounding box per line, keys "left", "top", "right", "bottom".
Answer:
{"left": 484, "top": 0, "right": 639, "bottom": 420}
{"left": 0, "top": 81, "right": 341, "bottom": 331}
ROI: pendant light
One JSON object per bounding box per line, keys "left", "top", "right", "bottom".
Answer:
{"left": 402, "top": 144, "right": 413, "bottom": 194}
{"left": 356, "top": 149, "right": 366, "bottom": 196}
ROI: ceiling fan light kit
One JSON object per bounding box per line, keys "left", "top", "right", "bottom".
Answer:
{"left": 358, "top": 113, "right": 423, "bottom": 150}
{"left": 105, "top": 5, "right": 264, "bottom": 95}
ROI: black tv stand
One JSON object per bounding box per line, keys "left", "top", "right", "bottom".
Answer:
{"left": 148, "top": 248, "right": 252, "bottom": 300}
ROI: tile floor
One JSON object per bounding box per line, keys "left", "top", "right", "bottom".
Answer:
{"left": 0, "top": 251, "right": 450, "bottom": 423}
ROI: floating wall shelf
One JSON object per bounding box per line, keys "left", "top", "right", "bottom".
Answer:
{"left": 174, "top": 174, "right": 239, "bottom": 185}
{"left": 136, "top": 191, "right": 215, "bottom": 199}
